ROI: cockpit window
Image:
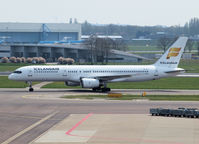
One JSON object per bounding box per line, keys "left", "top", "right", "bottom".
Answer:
{"left": 13, "top": 71, "right": 22, "bottom": 74}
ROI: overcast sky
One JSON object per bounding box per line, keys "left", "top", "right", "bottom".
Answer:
{"left": 0, "top": 0, "right": 198, "bottom": 26}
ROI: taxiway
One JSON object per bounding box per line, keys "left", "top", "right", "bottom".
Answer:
{"left": 0, "top": 88, "right": 199, "bottom": 144}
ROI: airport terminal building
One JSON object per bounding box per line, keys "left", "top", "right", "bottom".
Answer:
{"left": 0, "top": 22, "right": 148, "bottom": 62}
{"left": 0, "top": 22, "right": 87, "bottom": 61}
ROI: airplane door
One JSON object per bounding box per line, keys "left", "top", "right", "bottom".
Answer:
{"left": 154, "top": 69, "right": 159, "bottom": 79}
{"left": 63, "top": 70, "right": 67, "bottom": 76}
{"left": 28, "top": 69, "right": 33, "bottom": 77}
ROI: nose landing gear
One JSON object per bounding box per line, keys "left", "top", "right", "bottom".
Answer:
{"left": 29, "top": 87, "right": 34, "bottom": 92}
{"left": 27, "top": 81, "right": 34, "bottom": 92}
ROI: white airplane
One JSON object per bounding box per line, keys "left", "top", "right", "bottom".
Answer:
{"left": 9, "top": 37, "right": 188, "bottom": 92}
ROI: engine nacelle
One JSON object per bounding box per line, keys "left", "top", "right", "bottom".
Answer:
{"left": 81, "top": 78, "right": 100, "bottom": 88}
{"left": 65, "top": 81, "right": 80, "bottom": 86}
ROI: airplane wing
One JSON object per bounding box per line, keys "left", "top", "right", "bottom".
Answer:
{"left": 164, "top": 70, "right": 185, "bottom": 74}
{"left": 92, "top": 74, "right": 136, "bottom": 81}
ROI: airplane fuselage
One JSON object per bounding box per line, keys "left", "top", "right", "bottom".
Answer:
{"left": 8, "top": 65, "right": 181, "bottom": 83}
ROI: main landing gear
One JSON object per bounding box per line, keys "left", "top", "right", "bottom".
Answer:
{"left": 92, "top": 83, "right": 111, "bottom": 92}
{"left": 27, "top": 81, "right": 34, "bottom": 92}
{"left": 102, "top": 87, "right": 111, "bottom": 92}
{"left": 92, "top": 87, "right": 111, "bottom": 92}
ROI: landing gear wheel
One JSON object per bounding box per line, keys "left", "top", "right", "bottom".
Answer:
{"left": 92, "top": 87, "right": 102, "bottom": 92}
{"left": 101, "top": 88, "right": 111, "bottom": 92}
{"left": 92, "top": 88, "right": 97, "bottom": 92}
{"left": 27, "top": 81, "right": 33, "bottom": 92}
{"left": 101, "top": 82, "right": 111, "bottom": 92}
{"left": 29, "top": 87, "right": 34, "bottom": 92}
{"left": 101, "top": 88, "right": 106, "bottom": 92}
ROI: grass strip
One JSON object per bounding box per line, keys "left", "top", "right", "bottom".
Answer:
{"left": 0, "top": 76, "right": 39, "bottom": 88}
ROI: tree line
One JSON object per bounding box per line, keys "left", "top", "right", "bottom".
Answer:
{"left": 82, "top": 18, "right": 199, "bottom": 40}
{"left": 84, "top": 35, "right": 127, "bottom": 64}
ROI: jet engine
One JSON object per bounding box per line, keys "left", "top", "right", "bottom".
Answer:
{"left": 81, "top": 78, "right": 100, "bottom": 88}
{"left": 65, "top": 81, "right": 80, "bottom": 86}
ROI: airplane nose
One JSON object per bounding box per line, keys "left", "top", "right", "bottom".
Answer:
{"left": 8, "top": 74, "right": 14, "bottom": 80}
{"left": 8, "top": 74, "right": 12, "bottom": 80}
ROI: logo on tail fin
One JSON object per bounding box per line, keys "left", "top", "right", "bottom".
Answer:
{"left": 166, "top": 48, "right": 181, "bottom": 59}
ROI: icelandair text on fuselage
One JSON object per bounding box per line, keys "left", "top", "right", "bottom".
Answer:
{"left": 34, "top": 68, "right": 59, "bottom": 73}
{"left": 160, "top": 62, "right": 177, "bottom": 64}
{"left": 34, "top": 68, "right": 59, "bottom": 71}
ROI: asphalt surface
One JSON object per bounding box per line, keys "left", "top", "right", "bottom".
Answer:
{"left": 0, "top": 72, "right": 11, "bottom": 76}
{"left": 0, "top": 88, "right": 199, "bottom": 144}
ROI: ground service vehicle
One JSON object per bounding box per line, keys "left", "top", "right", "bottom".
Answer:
{"left": 150, "top": 108, "right": 199, "bottom": 118}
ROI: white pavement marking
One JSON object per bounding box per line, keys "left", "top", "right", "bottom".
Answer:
{"left": 2, "top": 112, "right": 57, "bottom": 144}
{"left": 35, "top": 130, "right": 96, "bottom": 143}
